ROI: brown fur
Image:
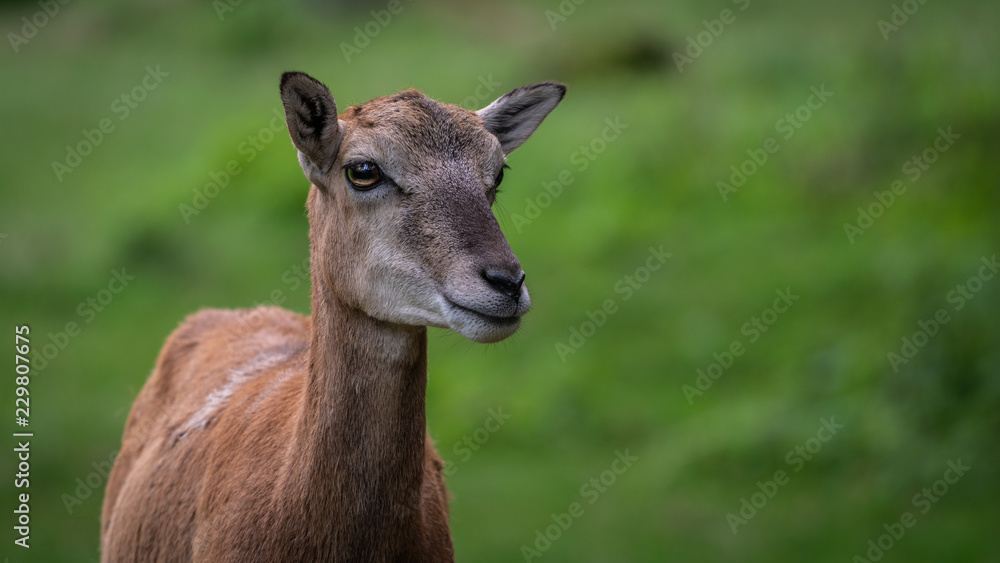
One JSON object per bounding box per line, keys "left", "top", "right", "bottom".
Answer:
{"left": 101, "top": 72, "right": 564, "bottom": 562}
{"left": 102, "top": 299, "right": 453, "bottom": 559}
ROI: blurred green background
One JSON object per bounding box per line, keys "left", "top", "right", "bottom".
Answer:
{"left": 2, "top": 0, "right": 998, "bottom": 561}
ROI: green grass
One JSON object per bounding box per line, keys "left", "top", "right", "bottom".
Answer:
{"left": 1, "top": 0, "right": 998, "bottom": 561}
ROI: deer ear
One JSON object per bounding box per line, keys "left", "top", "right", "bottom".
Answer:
{"left": 280, "top": 72, "right": 342, "bottom": 176}
{"left": 477, "top": 82, "right": 566, "bottom": 154}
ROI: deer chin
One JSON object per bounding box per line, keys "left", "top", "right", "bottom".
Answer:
{"left": 350, "top": 285, "right": 524, "bottom": 343}
{"left": 441, "top": 296, "right": 528, "bottom": 343}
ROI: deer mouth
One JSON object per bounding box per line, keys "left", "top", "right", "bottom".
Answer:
{"left": 442, "top": 296, "right": 527, "bottom": 343}
{"left": 446, "top": 300, "right": 522, "bottom": 324}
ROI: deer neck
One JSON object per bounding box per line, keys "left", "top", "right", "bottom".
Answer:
{"left": 293, "top": 233, "right": 429, "bottom": 552}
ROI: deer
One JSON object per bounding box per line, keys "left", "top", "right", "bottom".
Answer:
{"left": 99, "top": 71, "right": 565, "bottom": 562}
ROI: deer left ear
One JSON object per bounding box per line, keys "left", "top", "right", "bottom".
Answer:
{"left": 477, "top": 82, "right": 566, "bottom": 154}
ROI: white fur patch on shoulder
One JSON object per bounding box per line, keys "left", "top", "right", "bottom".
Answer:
{"left": 176, "top": 346, "right": 299, "bottom": 438}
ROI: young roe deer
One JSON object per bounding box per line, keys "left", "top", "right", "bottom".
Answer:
{"left": 100, "top": 71, "right": 565, "bottom": 561}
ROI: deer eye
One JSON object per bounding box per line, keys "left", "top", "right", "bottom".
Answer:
{"left": 492, "top": 164, "right": 509, "bottom": 194}
{"left": 345, "top": 161, "right": 383, "bottom": 190}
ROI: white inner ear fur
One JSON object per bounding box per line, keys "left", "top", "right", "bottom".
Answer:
{"left": 477, "top": 85, "right": 564, "bottom": 154}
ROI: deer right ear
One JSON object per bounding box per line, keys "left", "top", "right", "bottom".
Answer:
{"left": 280, "top": 72, "right": 343, "bottom": 182}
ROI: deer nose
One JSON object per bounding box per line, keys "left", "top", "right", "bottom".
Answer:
{"left": 482, "top": 269, "right": 525, "bottom": 299}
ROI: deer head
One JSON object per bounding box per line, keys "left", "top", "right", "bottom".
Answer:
{"left": 280, "top": 72, "right": 565, "bottom": 343}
